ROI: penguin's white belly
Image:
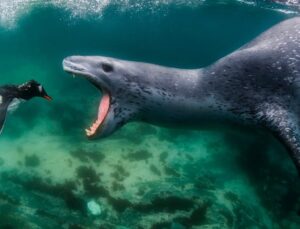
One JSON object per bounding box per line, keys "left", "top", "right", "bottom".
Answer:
{"left": 8, "top": 98, "right": 23, "bottom": 113}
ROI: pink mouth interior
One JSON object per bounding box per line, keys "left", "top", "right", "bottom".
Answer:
{"left": 85, "top": 92, "right": 110, "bottom": 137}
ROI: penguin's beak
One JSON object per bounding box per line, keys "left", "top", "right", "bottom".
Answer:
{"left": 40, "top": 86, "right": 52, "bottom": 101}
{"left": 43, "top": 95, "right": 52, "bottom": 101}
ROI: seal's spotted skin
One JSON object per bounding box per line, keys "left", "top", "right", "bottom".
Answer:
{"left": 63, "top": 17, "right": 300, "bottom": 174}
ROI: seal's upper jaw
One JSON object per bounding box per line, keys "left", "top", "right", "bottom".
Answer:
{"left": 63, "top": 57, "right": 97, "bottom": 86}
{"left": 62, "top": 56, "right": 114, "bottom": 139}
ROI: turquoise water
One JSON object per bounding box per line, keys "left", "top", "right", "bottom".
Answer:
{"left": 0, "top": 0, "right": 300, "bottom": 228}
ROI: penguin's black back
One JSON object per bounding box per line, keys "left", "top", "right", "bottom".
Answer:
{"left": 0, "top": 85, "right": 20, "bottom": 101}
{"left": 0, "top": 85, "right": 19, "bottom": 134}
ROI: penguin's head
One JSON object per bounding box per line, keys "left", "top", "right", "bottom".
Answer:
{"left": 18, "top": 80, "right": 52, "bottom": 101}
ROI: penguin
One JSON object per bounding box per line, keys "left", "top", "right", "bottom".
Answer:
{"left": 0, "top": 80, "right": 52, "bottom": 134}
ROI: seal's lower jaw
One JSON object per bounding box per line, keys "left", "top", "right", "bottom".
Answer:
{"left": 63, "top": 61, "right": 111, "bottom": 139}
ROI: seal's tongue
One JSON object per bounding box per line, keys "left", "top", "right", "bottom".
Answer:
{"left": 85, "top": 92, "right": 110, "bottom": 137}
{"left": 98, "top": 93, "right": 110, "bottom": 124}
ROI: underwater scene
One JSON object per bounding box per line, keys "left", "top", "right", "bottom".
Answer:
{"left": 0, "top": 0, "right": 300, "bottom": 228}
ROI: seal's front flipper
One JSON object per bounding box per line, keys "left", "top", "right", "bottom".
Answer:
{"left": 0, "top": 96, "right": 11, "bottom": 134}
{"left": 260, "top": 105, "right": 300, "bottom": 175}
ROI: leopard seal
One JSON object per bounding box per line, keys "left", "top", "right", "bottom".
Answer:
{"left": 63, "top": 17, "right": 300, "bottom": 174}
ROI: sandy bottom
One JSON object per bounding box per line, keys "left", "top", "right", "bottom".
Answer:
{"left": 0, "top": 108, "right": 299, "bottom": 228}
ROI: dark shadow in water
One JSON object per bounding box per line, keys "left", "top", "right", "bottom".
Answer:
{"left": 223, "top": 127, "right": 300, "bottom": 222}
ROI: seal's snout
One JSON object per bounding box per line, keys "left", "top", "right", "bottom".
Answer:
{"left": 63, "top": 55, "right": 81, "bottom": 63}
{"left": 62, "top": 57, "right": 74, "bottom": 72}
{"left": 62, "top": 60, "right": 71, "bottom": 72}
{"left": 63, "top": 56, "right": 87, "bottom": 75}
{"left": 62, "top": 56, "right": 76, "bottom": 68}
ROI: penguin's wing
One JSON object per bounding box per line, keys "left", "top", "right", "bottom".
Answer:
{"left": 0, "top": 95, "right": 11, "bottom": 134}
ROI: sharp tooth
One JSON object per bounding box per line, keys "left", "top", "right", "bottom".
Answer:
{"left": 73, "top": 74, "right": 76, "bottom": 78}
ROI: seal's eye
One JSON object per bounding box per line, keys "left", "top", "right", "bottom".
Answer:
{"left": 102, "top": 63, "right": 113, "bottom": 73}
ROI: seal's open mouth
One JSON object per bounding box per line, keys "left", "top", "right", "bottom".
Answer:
{"left": 85, "top": 89, "right": 110, "bottom": 137}
{"left": 63, "top": 60, "right": 111, "bottom": 138}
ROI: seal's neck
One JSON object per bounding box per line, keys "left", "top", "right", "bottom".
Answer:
{"left": 138, "top": 67, "right": 223, "bottom": 125}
